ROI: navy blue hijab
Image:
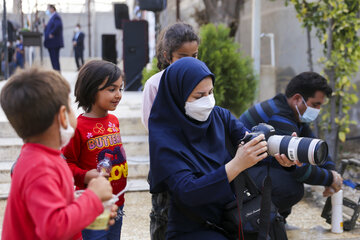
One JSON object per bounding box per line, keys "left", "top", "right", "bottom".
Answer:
{"left": 149, "top": 57, "right": 232, "bottom": 193}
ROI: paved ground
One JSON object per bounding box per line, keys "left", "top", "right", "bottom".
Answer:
{"left": 1, "top": 70, "right": 360, "bottom": 239}
{"left": 1, "top": 190, "right": 360, "bottom": 239}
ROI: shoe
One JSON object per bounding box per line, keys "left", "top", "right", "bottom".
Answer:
{"left": 285, "top": 223, "right": 300, "bottom": 230}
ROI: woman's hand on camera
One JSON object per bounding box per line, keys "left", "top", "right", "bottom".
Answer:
{"left": 226, "top": 134, "right": 267, "bottom": 182}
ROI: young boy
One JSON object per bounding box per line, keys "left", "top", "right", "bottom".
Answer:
{"left": 1, "top": 68, "right": 115, "bottom": 240}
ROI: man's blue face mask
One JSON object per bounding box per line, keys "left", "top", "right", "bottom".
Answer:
{"left": 295, "top": 96, "right": 320, "bottom": 123}
{"left": 45, "top": 9, "right": 51, "bottom": 16}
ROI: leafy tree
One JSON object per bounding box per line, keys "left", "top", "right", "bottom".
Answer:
{"left": 198, "top": 23, "right": 257, "bottom": 116}
{"left": 287, "top": 0, "right": 360, "bottom": 163}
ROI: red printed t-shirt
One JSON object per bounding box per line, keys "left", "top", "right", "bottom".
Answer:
{"left": 63, "top": 114, "right": 127, "bottom": 206}
{"left": 2, "top": 143, "right": 104, "bottom": 240}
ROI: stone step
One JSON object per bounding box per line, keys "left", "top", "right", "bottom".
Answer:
{"left": 0, "top": 178, "right": 149, "bottom": 200}
{"left": 0, "top": 156, "right": 149, "bottom": 184}
{"left": 0, "top": 135, "right": 149, "bottom": 162}
{"left": 0, "top": 117, "right": 147, "bottom": 138}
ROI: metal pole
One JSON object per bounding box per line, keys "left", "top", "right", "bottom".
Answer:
{"left": 20, "top": 0, "right": 23, "bottom": 28}
{"left": 260, "top": 33, "right": 275, "bottom": 67}
{"left": 251, "top": 0, "right": 261, "bottom": 75}
{"left": 87, "top": 0, "right": 91, "bottom": 57}
{"left": 176, "top": 0, "right": 180, "bottom": 21}
{"left": 155, "top": 12, "right": 160, "bottom": 42}
{"left": 3, "top": 0, "right": 9, "bottom": 79}
{"left": 269, "top": 33, "right": 275, "bottom": 67}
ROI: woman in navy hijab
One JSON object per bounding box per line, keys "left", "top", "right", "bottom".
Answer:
{"left": 148, "top": 57, "right": 268, "bottom": 239}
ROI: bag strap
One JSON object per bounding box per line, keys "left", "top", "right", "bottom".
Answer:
{"left": 258, "top": 170, "right": 272, "bottom": 240}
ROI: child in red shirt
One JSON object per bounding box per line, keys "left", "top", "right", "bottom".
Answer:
{"left": 1, "top": 68, "right": 115, "bottom": 240}
{"left": 62, "top": 60, "right": 127, "bottom": 240}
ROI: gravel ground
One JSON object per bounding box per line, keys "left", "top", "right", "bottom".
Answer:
{"left": 1, "top": 190, "right": 360, "bottom": 239}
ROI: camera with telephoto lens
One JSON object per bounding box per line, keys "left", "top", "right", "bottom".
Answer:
{"left": 240, "top": 123, "right": 328, "bottom": 165}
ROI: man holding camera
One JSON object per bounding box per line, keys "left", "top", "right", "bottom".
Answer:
{"left": 239, "top": 72, "right": 343, "bottom": 222}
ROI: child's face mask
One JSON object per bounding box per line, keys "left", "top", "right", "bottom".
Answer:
{"left": 59, "top": 111, "right": 75, "bottom": 148}
{"left": 184, "top": 94, "right": 215, "bottom": 122}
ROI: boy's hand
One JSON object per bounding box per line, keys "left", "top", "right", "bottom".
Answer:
{"left": 84, "top": 169, "right": 100, "bottom": 184}
{"left": 107, "top": 204, "right": 119, "bottom": 227}
{"left": 84, "top": 169, "right": 110, "bottom": 184}
{"left": 87, "top": 176, "right": 113, "bottom": 202}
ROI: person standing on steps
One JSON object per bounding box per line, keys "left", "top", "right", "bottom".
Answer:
{"left": 44, "top": 4, "right": 64, "bottom": 71}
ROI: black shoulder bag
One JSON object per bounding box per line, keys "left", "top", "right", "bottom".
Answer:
{"left": 222, "top": 125, "right": 288, "bottom": 240}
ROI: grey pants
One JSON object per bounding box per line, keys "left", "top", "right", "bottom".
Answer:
{"left": 149, "top": 191, "right": 170, "bottom": 240}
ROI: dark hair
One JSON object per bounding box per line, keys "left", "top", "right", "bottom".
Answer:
{"left": 0, "top": 68, "right": 70, "bottom": 139}
{"left": 76, "top": 23, "right": 81, "bottom": 28}
{"left": 156, "top": 22, "right": 199, "bottom": 70}
{"left": 48, "top": 4, "right": 56, "bottom": 11}
{"left": 285, "top": 72, "right": 332, "bottom": 100}
{"left": 75, "top": 60, "right": 123, "bottom": 112}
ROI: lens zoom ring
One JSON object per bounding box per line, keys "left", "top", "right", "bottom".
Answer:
{"left": 279, "top": 136, "right": 292, "bottom": 159}
{"left": 297, "top": 138, "right": 313, "bottom": 163}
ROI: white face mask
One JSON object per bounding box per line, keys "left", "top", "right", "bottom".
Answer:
{"left": 185, "top": 94, "right": 215, "bottom": 122}
{"left": 295, "top": 97, "right": 320, "bottom": 123}
{"left": 75, "top": 27, "right": 80, "bottom": 32}
{"left": 59, "top": 111, "right": 75, "bottom": 148}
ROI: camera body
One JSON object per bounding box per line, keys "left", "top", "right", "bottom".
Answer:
{"left": 240, "top": 123, "right": 276, "bottom": 143}
{"left": 240, "top": 123, "right": 328, "bottom": 166}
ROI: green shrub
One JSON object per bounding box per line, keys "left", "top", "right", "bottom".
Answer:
{"left": 198, "top": 24, "right": 257, "bottom": 117}
{"left": 141, "top": 58, "right": 159, "bottom": 88}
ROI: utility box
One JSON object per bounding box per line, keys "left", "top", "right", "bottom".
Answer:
{"left": 19, "top": 31, "right": 43, "bottom": 47}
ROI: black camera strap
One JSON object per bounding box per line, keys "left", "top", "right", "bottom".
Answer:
{"left": 223, "top": 124, "right": 272, "bottom": 240}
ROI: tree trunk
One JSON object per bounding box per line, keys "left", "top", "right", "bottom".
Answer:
{"left": 202, "top": 0, "right": 243, "bottom": 37}
{"left": 324, "top": 17, "right": 339, "bottom": 167}
{"left": 306, "top": 25, "right": 321, "bottom": 138}
{"left": 306, "top": 26, "right": 314, "bottom": 72}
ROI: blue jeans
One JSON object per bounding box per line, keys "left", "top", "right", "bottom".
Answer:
{"left": 82, "top": 205, "right": 124, "bottom": 240}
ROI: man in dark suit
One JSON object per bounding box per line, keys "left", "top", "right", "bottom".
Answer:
{"left": 72, "top": 24, "right": 85, "bottom": 70}
{"left": 44, "top": 4, "right": 63, "bottom": 71}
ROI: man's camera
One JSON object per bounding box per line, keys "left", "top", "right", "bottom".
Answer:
{"left": 240, "top": 123, "right": 328, "bottom": 166}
